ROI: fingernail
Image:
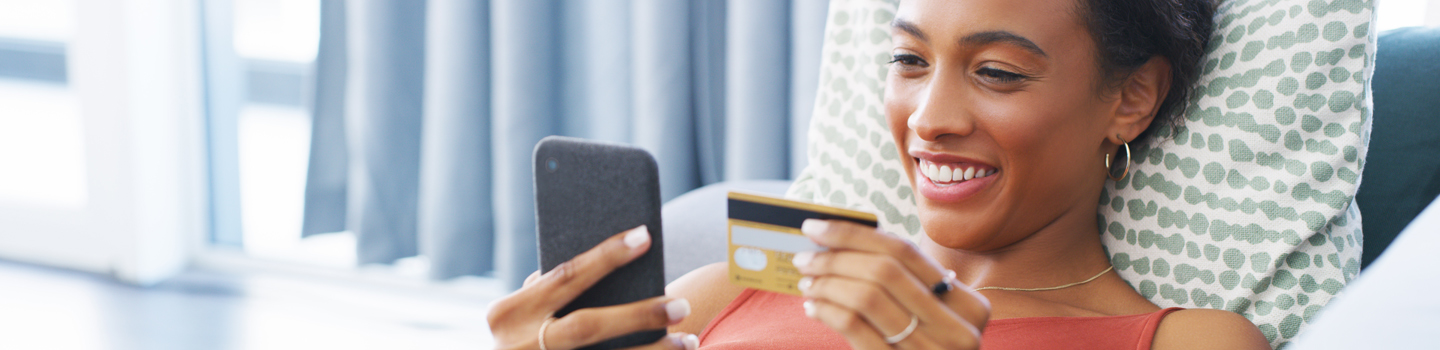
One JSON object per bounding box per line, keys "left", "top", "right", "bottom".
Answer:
{"left": 797, "top": 276, "right": 813, "bottom": 293}
{"left": 682, "top": 334, "right": 699, "bottom": 350}
{"left": 802, "top": 300, "right": 817, "bottom": 318}
{"left": 800, "top": 219, "right": 829, "bottom": 237}
{"left": 665, "top": 298, "right": 691, "bottom": 324}
{"left": 624, "top": 225, "right": 650, "bottom": 249}
{"left": 668, "top": 333, "right": 699, "bottom": 350}
{"left": 792, "top": 251, "right": 814, "bottom": 268}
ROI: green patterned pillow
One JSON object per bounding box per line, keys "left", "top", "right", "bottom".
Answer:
{"left": 786, "top": 0, "right": 1374, "bottom": 348}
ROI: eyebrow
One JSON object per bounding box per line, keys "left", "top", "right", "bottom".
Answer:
{"left": 890, "top": 18, "right": 1049, "bottom": 58}
{"left": 962, "top": 31, "right": 1048, "bottom": 58}
{"left": 890, "top": 18, "right": 928, "bottom": 42}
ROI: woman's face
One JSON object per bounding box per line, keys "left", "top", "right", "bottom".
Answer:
{"left": 886, "top": 0, "right": 1118, "bottom": 251}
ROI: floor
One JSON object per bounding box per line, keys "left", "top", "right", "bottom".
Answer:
{"left": 0, "top": 259, "right": 500, "bottom": 350}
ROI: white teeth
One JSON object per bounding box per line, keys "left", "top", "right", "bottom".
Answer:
{"left": 919, "top": 159, "right": 996, "bottom": 183}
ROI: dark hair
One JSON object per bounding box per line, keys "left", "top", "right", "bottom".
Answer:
{"left": 1078, "top": 0, "right": 1216, "bottom": 144}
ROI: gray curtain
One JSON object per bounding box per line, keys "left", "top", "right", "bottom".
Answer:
{"left": 300, "top": 0, "right": 348, "bottom": 238}
{"left": 301, "top": 0, "right": 830, "bottom": 290}
{"left": 420, "top": 0, "right": 494, "bottom": 279}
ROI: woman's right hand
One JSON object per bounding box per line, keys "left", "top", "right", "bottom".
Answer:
{"left": 487, "top": 225, "right": 700, "bottom": 350}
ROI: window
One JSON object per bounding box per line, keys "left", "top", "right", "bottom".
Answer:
{"left": 225, "top": 0, "right": 355, "bottom": 266}
{"left": 1377, "top": 0, "right": 1440, "bottom": 31}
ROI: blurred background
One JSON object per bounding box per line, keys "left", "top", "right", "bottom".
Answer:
{"left": 0, "top": 0, "right": 1434, "bottom": 349}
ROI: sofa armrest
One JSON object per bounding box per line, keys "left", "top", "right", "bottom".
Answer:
{"left": 661, "top": 180, "right": 792, "bottom": 283}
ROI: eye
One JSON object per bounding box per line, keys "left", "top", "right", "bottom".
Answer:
{"left": 976, "top": 67, "right": 1027, "bottom": 83}
{"left": 888, "top": 53, "right": 928, "bottom": 68}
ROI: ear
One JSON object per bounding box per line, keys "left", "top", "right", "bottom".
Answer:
{"left": 1107, "top": 57, "right": 1172, "bottom": 144}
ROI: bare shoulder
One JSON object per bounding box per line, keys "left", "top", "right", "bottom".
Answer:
{"left": 1152, "top": 308, "right": 1271, "bottom": 350}
{"left": 666, "top": 262, "right": 745, "bottom": 335}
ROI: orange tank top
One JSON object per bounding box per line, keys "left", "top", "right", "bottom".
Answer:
{"left": 698, "top": 289, "right": 1183, "bottom": 350}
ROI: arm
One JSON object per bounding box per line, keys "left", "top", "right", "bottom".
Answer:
{"left": 1152, "top": 309, "right": 1272, "bottom": 350}
{"left": 666, "top": 262, "right": 747, "bottom": 335}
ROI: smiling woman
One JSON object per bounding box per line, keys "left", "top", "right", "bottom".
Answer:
{"left": 480, "top": 0, "right": 1375, "bottom": 347}
{"left": 488, "top": 0, "right": 1272, "bottom": 349}
{"left": 665, "top": 0, "right": 1271, "bottom": 348}
{"left": 784, "top": 0, "right": 1381, "bottom": 345}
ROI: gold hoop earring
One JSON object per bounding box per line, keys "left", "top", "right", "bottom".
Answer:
{"left": 1105, "top": 135, "right": 1131, "bottom": 181}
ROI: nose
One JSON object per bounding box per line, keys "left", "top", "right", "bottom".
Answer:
{"left": 906, "top": 75, "right": 974, "bottom": 141}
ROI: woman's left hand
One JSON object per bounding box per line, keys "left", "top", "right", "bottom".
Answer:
{"left": 793, "top": 219, "right": 991, "bottom": 349}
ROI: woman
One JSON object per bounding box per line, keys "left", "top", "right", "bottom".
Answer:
{"left": 489, "top": 0, "right": 1272, "bottom": 348}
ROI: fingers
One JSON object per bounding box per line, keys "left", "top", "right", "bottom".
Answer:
{"left": 795, "top": 219, "right": 989, "bottom": 349}
{"left": 543, "top": 297, "right": 691, "bottom": 350}
{"left": 800, "top": 219, "right": 948, "bottom": 287}
{"left": 946, "top": 289, "right": 993, "bottom": 331}
{"left": 619, "top": 333, "right": 700, "bottom": 350}
{"left": 794, "top": 250, "right": 966, "bottom": 323}
{"left": 800, "top": 274, "right": 960, "bottom": 349}
{"left": 804, "top": 298, "right": 894, "bottom": 349}
{"left": 523, "top": 270, "right": 542, "bottom": 287}
{"left": 804, "top": 276, "right": 980, "bottom": 349}
{"left": 797, "top": 249, "right": 989, "bottom": 337}
{"left": 798, "top": 219, "right": 991, "bottom": 326}
{"left": 528, "top": 225, "right": 653, "bottom": 312}
{"left": 798, "top": 275, "right": 913, "bottom": 339}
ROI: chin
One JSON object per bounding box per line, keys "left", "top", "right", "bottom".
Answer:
{"left": 916, "top": 200, "right": 1002, "bottom": 251}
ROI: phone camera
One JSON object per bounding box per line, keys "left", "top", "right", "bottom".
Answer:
{"left": 546, "top": 158, "right": 558, "bottom": 172}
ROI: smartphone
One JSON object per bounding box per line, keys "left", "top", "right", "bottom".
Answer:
{"left": 533, "top": 136, "right": 666, "bottom": 349}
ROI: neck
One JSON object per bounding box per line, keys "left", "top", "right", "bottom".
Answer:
{"left": 919, "top": 204, "right": 1114, "bottom": 290}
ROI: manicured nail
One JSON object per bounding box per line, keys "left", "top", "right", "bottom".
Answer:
{"left": 667, "top": 333, "right": 687, "bottom": 349}
{"left": 665, "top": 298, "right": 691, "bottom": 324}
{"left": 682, "top": 334, "right": 699, "bottom": 350}
{"left": 800, "top": 219, "right": 829, "bottom": 237}
{"left": 797, "top": 276, "right": 813, "bottom": 293}
{"left": 624, "top": 225, "right": 650, "bottom": 249}
{"left": 792, "top": 251, "right": 814, "bottom": 268}
{"left": 802, "top": 300, "right": 817, "bottom": 318}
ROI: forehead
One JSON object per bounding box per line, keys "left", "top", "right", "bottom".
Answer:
{"left": 893, "top": 0, "right": 1090, "bottom": 54}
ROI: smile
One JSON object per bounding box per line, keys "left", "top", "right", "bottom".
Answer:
{"left": 917, "top": 159, "right": 997, "bottom": 185}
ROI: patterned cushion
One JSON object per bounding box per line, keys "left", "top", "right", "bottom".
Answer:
{"left": 786, "top": 0, "right": 1373, "bottom": 348}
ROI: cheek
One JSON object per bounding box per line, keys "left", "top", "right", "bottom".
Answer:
{"left": 972, "top": 100, "right": 1064, "bottom": 169}
{"left": 980, "top": 82, "right": 1109, "bottom": 207}
{"left": 884, "top": 76, "right": 919, "bottom": 159}
{"left": 983, "top": 82, "right": 1103, "bottom": 160}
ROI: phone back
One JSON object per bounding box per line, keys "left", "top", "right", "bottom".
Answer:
{"left": 534, "top": 136, "right": 666, "bottom": 349}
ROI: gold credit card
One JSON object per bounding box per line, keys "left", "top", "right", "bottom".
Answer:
{"left": 726, "top": 191, "right": 878, "bottom": 295}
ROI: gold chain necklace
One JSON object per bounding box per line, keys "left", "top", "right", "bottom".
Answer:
{"left": 972, "top": 266, "right": 1114, "bottom": 292}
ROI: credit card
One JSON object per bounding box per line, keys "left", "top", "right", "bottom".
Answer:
{"left": 726, "top": 191, "right": 878, "bottom": 295}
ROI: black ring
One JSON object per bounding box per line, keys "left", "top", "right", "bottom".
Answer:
{"left": 931, "top": 280, "right": 952, "bottom": 297}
